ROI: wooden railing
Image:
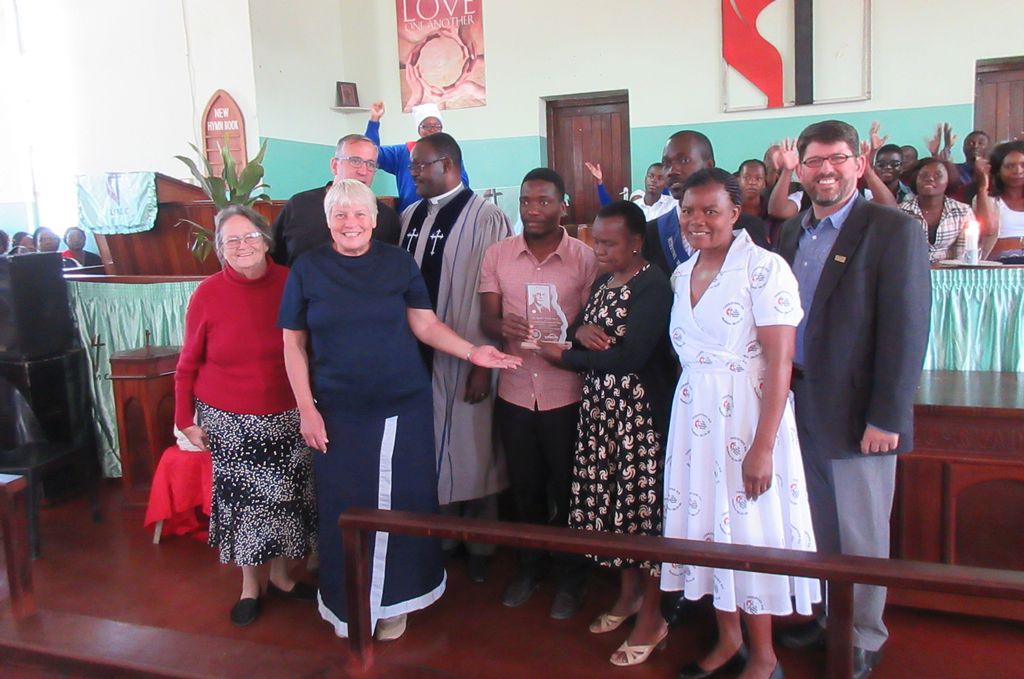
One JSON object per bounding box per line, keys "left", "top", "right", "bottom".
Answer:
{"left": 338, "top": 508, "right": 1024, "bottom": 678}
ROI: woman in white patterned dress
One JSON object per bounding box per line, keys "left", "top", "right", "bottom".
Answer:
{"left": 661, "top": 169, "right": 819, "bottom": 679}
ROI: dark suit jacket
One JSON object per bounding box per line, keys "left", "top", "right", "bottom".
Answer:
{"left": 776, "top": 196, "right": 931, "bottom": 459}
{"left": 270, "top": 183, "right": 401, "bottom": 265}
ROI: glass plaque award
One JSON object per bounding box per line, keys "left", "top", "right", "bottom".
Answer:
{"left": 522, "top": 283, "right": 571, "bottom": 349}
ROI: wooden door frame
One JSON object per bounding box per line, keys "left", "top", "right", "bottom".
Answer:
{"left": 976, "top": 56, "right": 1024, "bottom": 75}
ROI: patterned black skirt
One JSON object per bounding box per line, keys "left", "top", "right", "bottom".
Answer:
{"left": 196, "top": 400, "right": 318, "bottom": 566}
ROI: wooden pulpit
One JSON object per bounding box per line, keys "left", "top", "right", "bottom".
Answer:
{"left": 91, "top": 174, "right": 285, "bottom": 276}
{"left": 109, "top": 346, "right": 180, "bottom": 505}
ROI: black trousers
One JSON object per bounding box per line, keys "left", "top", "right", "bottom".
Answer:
{"left": 495, "top": 398, "right": 588, "bottom": 587}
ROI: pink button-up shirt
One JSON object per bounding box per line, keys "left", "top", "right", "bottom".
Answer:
{"left": 479, "top": 229, "right": 598, "bottom": 411}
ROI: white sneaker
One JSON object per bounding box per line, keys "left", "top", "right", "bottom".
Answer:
{"left": 374, "top": 614, "right": 408, "bottom": 641}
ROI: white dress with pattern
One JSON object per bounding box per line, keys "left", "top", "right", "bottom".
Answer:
{"left": 660, "top": 231, "right": 820, "bottom": 616}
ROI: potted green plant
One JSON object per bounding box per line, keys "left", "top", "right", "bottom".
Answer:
{"left": 174, "top": 140, "right": 271, "bottom": 261}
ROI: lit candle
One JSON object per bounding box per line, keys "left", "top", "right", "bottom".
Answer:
{"left": 964, "top": 219, "right": 979, "bottom": 252}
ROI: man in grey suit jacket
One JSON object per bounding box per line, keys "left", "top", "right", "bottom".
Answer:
{"left": 775, "top": 120, "right": 931, "bottom": 679}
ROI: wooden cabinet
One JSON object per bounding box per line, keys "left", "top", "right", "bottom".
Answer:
{"left": 109, "top": 346, "right": 179, "bottom": 506}
{"left": 890, "top": 371, "right": 1024, "bottom": 620}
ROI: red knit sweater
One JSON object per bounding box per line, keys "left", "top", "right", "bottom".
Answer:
{"left": 174, "top": 259, "right": 296, "bottom": 430}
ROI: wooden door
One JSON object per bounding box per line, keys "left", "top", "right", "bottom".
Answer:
{"left": 974, "top": 58, "right": 1024, "bottom": 143}
{"left": 546, "top": 92, "right": 630, "bottom": 226}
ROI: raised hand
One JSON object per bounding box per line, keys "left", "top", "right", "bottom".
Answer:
{"left": 943, "top": 122, "right": 957, "bottom": 157}
{"left": 777, "top": 138, "right": 799, "bottom": 173}
{"left": 926, "top": 124, "right": 943, "bottom": 157}
{"left": 860, "top": 140, "right": 877, "bottom": 166}
{"left": 469, "top": 345, "right": 523, "bottom": 370}
{"left": 869, "top": 121, "right": 889, "bottom": 151}
{"left": 584, "top": 161, "right": 604, "bottom": 184}
{"left": 975, "top": 156, "right": 991, "bottom": 193}
{"left": 370, "top": 101, "right": 385, "bottom": 122}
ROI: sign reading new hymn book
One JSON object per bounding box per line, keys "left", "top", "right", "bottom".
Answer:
{"left": 395, "top": 0, "right": 487, "bottom": 112}
{"left": 201, "top": 90, "right": 248, "bottom": 177}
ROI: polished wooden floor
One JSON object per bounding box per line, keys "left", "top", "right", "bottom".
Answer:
{"left": 1, "top": 483, "right": 1022, "bottom": 678}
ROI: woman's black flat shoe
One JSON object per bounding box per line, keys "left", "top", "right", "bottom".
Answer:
{"left": 268, "top": 581, "right": 318, "bottom": 601}
{"left": 230, "top": 597, "right": 261, "bottom": 626}
{"left": 678, "top": 644, "right": 749, "bottom": 679}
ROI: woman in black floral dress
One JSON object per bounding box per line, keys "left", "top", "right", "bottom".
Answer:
{"left": 537, "top": 201, "right": 675, "bottom": 666}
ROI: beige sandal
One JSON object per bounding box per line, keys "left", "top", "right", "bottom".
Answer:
{"left": 609, "top": 630, "right": 669, "bottom": 667}
{"left": 374, "top": 614, "right": 408, "bottom": 641}
{"left": 589, "top": 611, "right": 630, "bottom": 634}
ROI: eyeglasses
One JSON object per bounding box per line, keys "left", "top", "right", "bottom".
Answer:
{"left": 874, "top": 159, "right": 903, "bottom": 169}
{"left": 802, "top": 153, "right": 856, "bottom": 169}
{"left": 418, "top": 122, "right": 442, "bottom": 132}
{"left": 337, "top": 156, "right": 379, "bottom": 171}
{"left": 221, "top": 232, "right": 265, "bottom": 249}
{"left": 408, "top": 157, "right": 447, "bottom": 173}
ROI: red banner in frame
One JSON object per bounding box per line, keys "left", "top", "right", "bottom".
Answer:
{"left": 395, "top": 0, "right": 486, "bottom": 112}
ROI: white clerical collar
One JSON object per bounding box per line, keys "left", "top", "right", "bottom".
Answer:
{"left": 429, "top": 182, "right": 464, "bottom": 205}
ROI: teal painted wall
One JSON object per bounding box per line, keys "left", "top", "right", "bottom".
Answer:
{"left": 262, "top": 103, "right": 973, "bottom": 202}
{"left": 0, "top": 203, "right": 30, "bottom": 235}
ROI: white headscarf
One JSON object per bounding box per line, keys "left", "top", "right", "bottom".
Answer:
{"left": 412, "top": 103, "right": 443, "bottom": 128}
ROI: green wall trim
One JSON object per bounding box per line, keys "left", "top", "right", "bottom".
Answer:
{"left": 262, "top": 103, "right": 974, "bottom": 201}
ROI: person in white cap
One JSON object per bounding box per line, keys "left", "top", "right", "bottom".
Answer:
{"left": 366, "top": 101, "right": 471, "bottom": 211}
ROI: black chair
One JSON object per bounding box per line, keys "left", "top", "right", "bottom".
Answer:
{"left": 0, "top": 376, "right": 92, "bottom": 558}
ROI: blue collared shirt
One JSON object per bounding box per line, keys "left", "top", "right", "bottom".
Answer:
{"left": 793, "top": 194, "right": 858, "bottom": 365}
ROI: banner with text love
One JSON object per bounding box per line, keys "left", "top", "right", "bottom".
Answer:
{"left": 395, "top": 0, "right": 486, "bottom": 111}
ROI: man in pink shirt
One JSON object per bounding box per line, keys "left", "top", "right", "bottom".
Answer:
{"left": 480, "top": 168, "right": 599, "bottom": 619}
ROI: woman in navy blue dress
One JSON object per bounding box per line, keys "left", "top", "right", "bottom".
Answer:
{"left": 279, "top": 179, "right": 519, "bottom": 641}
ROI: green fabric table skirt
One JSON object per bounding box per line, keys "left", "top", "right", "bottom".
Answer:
{"left": 69, "top": 280, "right": 201, "bottom": 477}
{"left": 68, "top": 269, "right": 1022, "bottom": 477}
{"left": 925, "top": 267, "right": 1024, "bottom": 373}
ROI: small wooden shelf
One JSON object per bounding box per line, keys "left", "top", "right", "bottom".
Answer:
{"left": 330, "top": 106, "right": 370, "bottom": 113}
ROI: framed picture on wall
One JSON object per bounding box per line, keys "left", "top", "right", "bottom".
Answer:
{"left": 336, "top": 82, "right": 360, "bottom": 107}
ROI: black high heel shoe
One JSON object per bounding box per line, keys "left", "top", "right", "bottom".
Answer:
{"left": 677, "top": 644, "right": 749, "bottom": 679}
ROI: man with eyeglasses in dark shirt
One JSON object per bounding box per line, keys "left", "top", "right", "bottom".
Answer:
{"left": 270, "top": 134, "right": 401, "bottom": 265}
{"left": 873, "top": 144, "right": 912, "bottom": 203}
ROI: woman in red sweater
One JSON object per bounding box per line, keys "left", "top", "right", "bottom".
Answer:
{"left": 175, "top": 205, "right": 317, "bottom": 627}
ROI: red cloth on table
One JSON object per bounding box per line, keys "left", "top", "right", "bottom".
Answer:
{"left": 144, "top": 445, "right": 213, "bottom": 540}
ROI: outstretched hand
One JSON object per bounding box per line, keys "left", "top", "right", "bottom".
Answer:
{"left": 584, "top": 162, "right": 604, "bottom": 184}
{"left": 370, "top": 100, "right": 386, "bottom": 122}
{"left": 469, "top": 345, "right": 522, "bottom": 370}
{"left": 975, "top": 156, "right": 991, "bottom": 193}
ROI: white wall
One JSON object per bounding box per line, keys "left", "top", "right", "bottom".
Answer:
{"left": 249, "top": 0, "right": 356, "bottom": 145}
{"left": 312, "top": 0, "right": 1024, "bottom": 144}
{"left": 9, "top": 0, "right": 259, "bottom": 231}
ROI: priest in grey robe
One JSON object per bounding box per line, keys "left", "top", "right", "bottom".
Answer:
{"left": 399, "top": 132, "right": 512, "bottom": 582}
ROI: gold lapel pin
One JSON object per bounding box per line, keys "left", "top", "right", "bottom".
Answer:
{"left": 834, "top": 255, "right": 847, "bottom": 263}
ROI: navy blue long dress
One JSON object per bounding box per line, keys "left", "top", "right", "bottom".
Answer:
{"left": 278, "top": 241, "right": 445, "bottom": 637}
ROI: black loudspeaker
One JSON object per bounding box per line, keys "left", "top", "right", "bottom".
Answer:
{"left": 0, "top": 252, "right": 75, "bottom": 360}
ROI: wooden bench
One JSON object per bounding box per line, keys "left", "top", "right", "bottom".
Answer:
{"left": 338, "top": 508, "right": 1024, "bottom": 678}
{"left": 0, "top": 473, "right": 34, "bottom": 617}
